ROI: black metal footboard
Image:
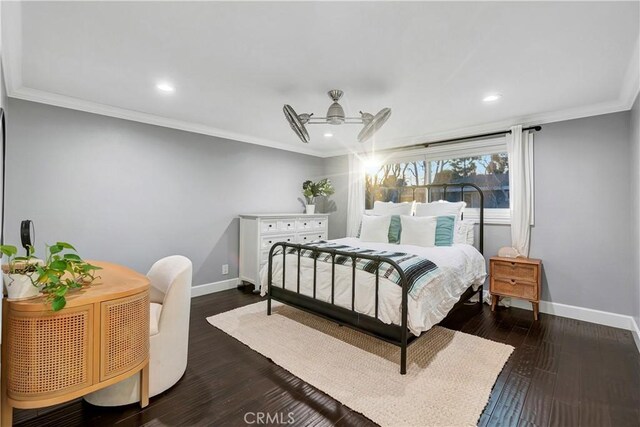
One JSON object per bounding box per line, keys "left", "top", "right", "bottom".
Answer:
{"left": 267, "top": 242, "right": 413, "bottom": 374}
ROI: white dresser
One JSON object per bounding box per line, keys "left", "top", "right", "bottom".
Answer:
{"left": 239, "top": 213, "right": 330, "bottom": 288}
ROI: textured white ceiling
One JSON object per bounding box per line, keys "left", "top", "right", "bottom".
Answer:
{"left": 3, "top": 1, "right": 639, "bottom": 156}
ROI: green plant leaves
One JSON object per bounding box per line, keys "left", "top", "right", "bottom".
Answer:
{"left": 52, "top": 296, "right": 66, "bottom": 311}
{"left": 302, "top": 178, "right": 335, "bottom": 200}
{"left": 50, "top": 260, "right": 67, "bottom": 271}
{"left": 0, "top": 245, "right": 18, "bottom": 257}
{"left": 56, "top": 242, "right": 76, "bottom": 251}
{"left": 82, "top": 263, "right": 102, "bottom": 273}
{"left": 49, "top": 245, "right": 63, "bottom": 255}
{"left": 3, "top": 240, "right": 98, "bottom": 312}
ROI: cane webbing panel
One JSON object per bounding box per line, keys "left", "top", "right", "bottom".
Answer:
{"left": 101, "top": 292, "right": 149, "bottom": 380}
{"left": 7, "top": 307, "right": 91, "bottom": 397}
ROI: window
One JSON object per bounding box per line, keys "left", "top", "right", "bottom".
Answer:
{"left": 365, "top": 138, "right": 514, "bottom": 224}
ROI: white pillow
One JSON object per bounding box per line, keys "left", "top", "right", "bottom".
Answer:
{"left": 372, "top": 201, "right": 415, "bottom": 216}
{"left": 454, "top": 219, "right": 475, "bottom": 245}
{"left": 360, "top": 215, "right": 392, "bottom": 243}
{"left": 415, "top": 201, "right": 466, "bottom": 220}
{"left": 399, "top": 215, "right": 437, "bottom": 247}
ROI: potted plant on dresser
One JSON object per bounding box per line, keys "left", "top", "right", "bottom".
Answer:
{"left": 302, "top": 178, "right": 335, "bottom": 214}
{"left": 1, "top": 242, "right": 101, "bottom": 311}
{"left": 1, "top": 245, "right": 42, "bottom": 300}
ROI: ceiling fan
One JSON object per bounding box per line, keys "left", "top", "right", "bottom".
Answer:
{"left": 283, "top": 90, "right": 391, "bottom": 143}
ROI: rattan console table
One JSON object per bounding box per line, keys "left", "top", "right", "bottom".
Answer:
{"left": 1, "top": 261, "right": 150, "bottom": 426}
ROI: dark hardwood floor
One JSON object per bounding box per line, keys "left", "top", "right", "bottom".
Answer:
{"left": 13, "top": 289, "right": 640, "bottom": 427}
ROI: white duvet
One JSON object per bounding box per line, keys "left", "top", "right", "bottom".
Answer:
{"left": 260, "top": 238, "right": 487, "bottom": 336}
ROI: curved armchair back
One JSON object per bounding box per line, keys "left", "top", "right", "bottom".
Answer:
{"left": 147, "top": 255, "right": 192, "bottom": 339}
{"left": 148, "top": 255, "right": 192, "bottom": 304}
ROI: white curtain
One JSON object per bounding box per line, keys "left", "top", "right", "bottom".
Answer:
{"left": 507, "top": 125, "right": 534, "bottom": 257}
{"left": 346, "top": 153, "right": 365, "bottom": 237}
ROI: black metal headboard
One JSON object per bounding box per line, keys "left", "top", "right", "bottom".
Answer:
{"left": 377, "top": 183, "right": 484, "bottom": 254}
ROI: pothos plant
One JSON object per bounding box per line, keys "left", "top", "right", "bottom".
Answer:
{"left": 0, "top": 242, "right": 101, "bottom": 311}
{"left": 0, "top": 244, "right": 39, "bottom": 275}
{"left": 302, "top": 178, "right": 335, "bottom": 205}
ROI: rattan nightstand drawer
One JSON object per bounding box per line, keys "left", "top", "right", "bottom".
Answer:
{"left": 491, "top": 277, "right": 536, "bottom": 300}
{"left": 492, "top": 260, "right": 537, "bottom": 283}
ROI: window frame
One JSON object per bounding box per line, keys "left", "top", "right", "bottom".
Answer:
{"left": 369, "top": 137, "right": 528, "bottom": 225}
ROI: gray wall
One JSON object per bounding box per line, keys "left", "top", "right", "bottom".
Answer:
{"left": 5, "top": 99, "right": 324, "bottom": 286}
{"left": 325, "top": 110, "right": 636, "bottom": 316}
{"left": 529, "top": 111, "right": 632, "bottom": 315}
{"left": 631, "top": 93, "right": 640, "bottom": 327}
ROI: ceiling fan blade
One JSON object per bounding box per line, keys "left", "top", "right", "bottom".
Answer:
{"left": 357, "top": 108, "right": 391, "bottom": 142}
{"left": 283, "top": 104, "right": 310, "bottom": 143}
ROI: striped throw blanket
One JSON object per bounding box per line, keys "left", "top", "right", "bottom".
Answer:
{"left": 272, "top": 240, "right": 440, "bottom": 299}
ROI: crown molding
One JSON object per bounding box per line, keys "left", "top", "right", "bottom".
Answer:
{"left": 321, "top": 96, "right": 634, "bottom": 157}
{"left": 9, "top": 87, "right": 326, "bottom": 158}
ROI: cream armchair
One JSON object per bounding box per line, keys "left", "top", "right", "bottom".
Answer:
{"left": 84, "top": 255, "right": 193, "bottom": 406}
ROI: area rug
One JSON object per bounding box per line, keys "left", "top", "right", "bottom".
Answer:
{"left": 207, "top": 301, "right": 513, "bottom": 427}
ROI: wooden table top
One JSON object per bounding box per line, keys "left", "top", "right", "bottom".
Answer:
{"left": 7, "top": 261, "right": 150, "bottom": 312}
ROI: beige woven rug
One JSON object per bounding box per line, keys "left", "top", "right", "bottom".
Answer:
{"left": 207, "top": 301, "right": 513, "bottom": 427}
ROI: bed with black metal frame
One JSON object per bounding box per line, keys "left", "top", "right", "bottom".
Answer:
{"left": 266, "top": 183, "right": 485, "bottom": 375}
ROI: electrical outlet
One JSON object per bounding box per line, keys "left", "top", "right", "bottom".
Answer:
{"left": 222, "top": 264, "right": 229, "bottom": 275}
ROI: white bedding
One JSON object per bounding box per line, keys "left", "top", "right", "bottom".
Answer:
{"left": 260, "top": 238, "right": 487, "bottom": 336}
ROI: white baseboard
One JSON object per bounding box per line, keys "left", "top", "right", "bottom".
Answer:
{"left": 510, "top": 298, "right": 640, "bottom": 352}
{"left": 191, "top": 277, "right": 240, "bottom": 298}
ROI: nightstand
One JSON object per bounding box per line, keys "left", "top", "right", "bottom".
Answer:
{"left": 490, "top": 256, "right": 542, "bottom": 320}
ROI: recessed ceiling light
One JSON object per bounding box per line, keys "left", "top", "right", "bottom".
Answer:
{"left": 483, "top": 94, "right": 502, "bottom": 103}
{"left": 324, "top": 132, "right": 333, "bottom": 138}
{"left": 156, "top": 82, "right": 175, "bottom": 93}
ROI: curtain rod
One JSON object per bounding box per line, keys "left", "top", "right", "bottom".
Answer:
{"left": 377, "top": 125, "right": 542, "bottom": 154}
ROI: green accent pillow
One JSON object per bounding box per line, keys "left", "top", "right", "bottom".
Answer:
{"left": 357, "top": 214, "right": 401, "bottom": 243}
{"left": 388, "top": 215, "right": 402, "bottom": 243}
{"left": 435, "top": 215, "right": 455, "bottom": 246}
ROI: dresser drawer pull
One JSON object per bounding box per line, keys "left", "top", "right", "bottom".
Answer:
{"left": 509, "top": 279, "right": 516, "bottom": 285}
